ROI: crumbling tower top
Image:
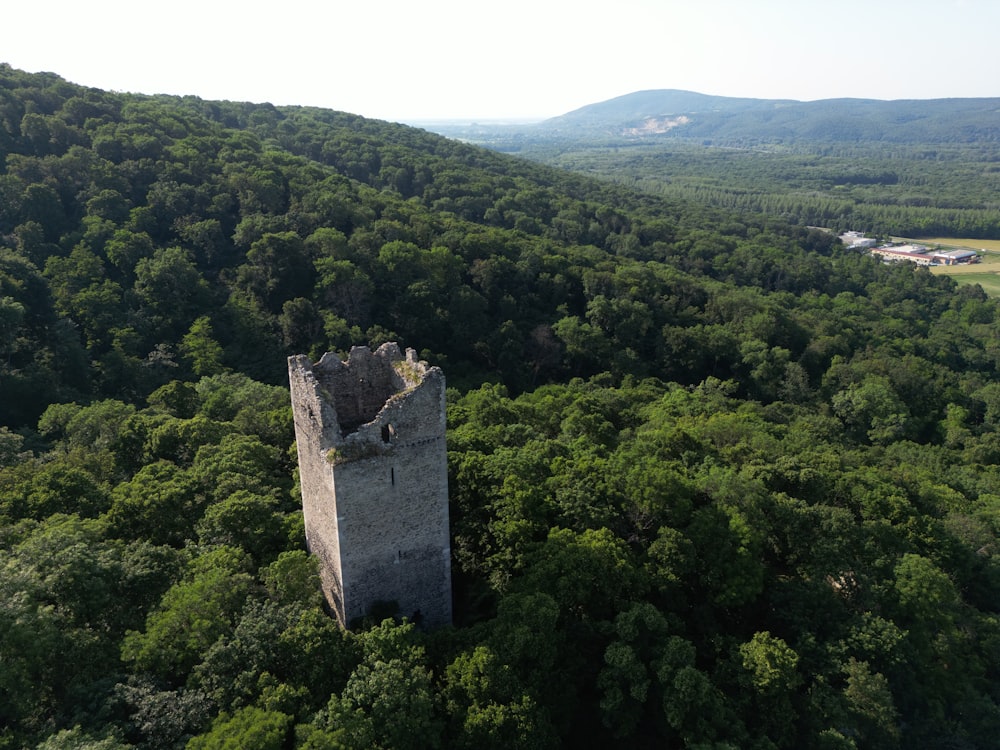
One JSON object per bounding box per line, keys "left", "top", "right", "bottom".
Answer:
{"left": 287, "top": 342, "right": 441, "bottom": 457}
{"left": 313, "top": 343, "right": 426, "bottom": 434}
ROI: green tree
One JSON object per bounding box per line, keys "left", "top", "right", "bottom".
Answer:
{"left": 23, "top": 464, "right": 108, "bottom": 519}
{"left": 106, "top": 460, "right": 204, "bottom": 545}
{"left": 514, "top": 526, "right": 647, "bottom": 621}
{"left": 235, "top": 232, "right": 314, "bottom": 314}
{"left": 737, "top": 631, "right": 803, "bottom": 745}
{"left": 38, "top": 399, "right": 137, "bottom": 454}
{"left": 738, "top": 631, "right": 801, "bottom": 695}
{"left": 0, "top": 295, "right": 25, "bottom": 357}
{"left": 133, "top": 247, "right": 211, "bottom": 338}
{"left": 278, "top": 297, "right": 322, "bottom": 355}
{"left": 121, "top": 546, "right": 253, "bottom": 683}
{"left": 310, "top": 619, "right": 442, "bottom": 750}
{"left": 597, "top": 602, "right": 673, "bottom": 738}
{"left": 185, "top": 707, "right": 292, "bottom": 750}
{"left": 34, "top": 727, "right": 134, "bottom": 750}
{"left": 832, "top": 376, "right": 910, "bottom": 445}
{"left": 444, "top": 646, "right": 557, "bottom": 750}
{"left": 0, "top": 426, "right": 29, "bottom": 467}
{"left": 195, "top": 490, "right": 288, "bottom": 563}
{"left": 147, "top": 381, "right": 199, "bottom": 419}
{"left": 313, "top": 258, "right": 373, "bottom": 329}
{"left": 104, "top": 230, "right": 154, "bottom": 278}
{"left": 180, "top": 316, "right": 226, "bottom": 377}
{"left": 841, "top": 658, "right": 900, "bottom": 750}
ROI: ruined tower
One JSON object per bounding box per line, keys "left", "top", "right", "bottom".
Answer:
{"left": 287, "top": 343, "right": 452, "bottom": 628}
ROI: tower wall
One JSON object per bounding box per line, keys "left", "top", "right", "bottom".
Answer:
{"left": 288, "top": 343, "right": 452, "bottom": 628}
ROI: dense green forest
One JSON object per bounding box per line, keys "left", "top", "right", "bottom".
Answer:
{"left": 4, "top": 64, "right": 1000, "bottom": 749}
{"left": 515, "top": 140, "right": 1000, "bottom": 240}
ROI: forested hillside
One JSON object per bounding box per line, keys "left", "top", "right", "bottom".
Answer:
{"left": 520, "top": 139, "right": 1000, "bottom": 240}
{"left": 4, "top": 64, "right": 1000, "bottom": 749}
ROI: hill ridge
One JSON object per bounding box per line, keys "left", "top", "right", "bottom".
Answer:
{"left": 537, "top": 89, "right": 1000, "bottom": 143}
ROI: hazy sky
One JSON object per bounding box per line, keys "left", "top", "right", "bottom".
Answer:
{"left": 4, "top": 0, "right": 998, "bottom": 122}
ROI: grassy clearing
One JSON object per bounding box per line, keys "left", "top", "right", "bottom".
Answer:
{"left": 943, "top": 272, "right": 1000, "bottom": 296}
{"left": 932, "top": 260, "right": 1000, "bottom": 297}
{"left": 932, "top": 256, "right": 1000, "bottom": 274}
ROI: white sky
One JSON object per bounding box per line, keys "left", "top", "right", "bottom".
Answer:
{"left": 3, "top": 0, "right": 998, "bottom": 122}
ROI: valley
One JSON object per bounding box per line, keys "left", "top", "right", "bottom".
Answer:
{"left": 432, "top": 91, "right": 1000, "bottom": 266}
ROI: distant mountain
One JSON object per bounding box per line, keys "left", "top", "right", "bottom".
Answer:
{"left": 543, "top": 90, "right": 787, "bottom": 129}
{"left": 534, "top": 89, "right": 1000, "bottom": 144}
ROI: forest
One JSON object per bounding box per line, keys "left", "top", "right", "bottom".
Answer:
{"left": 513, "top": 140, "right": 1000, "bottom": 241}
{"left": 3, "top": 63, "right": 1000, "bottom": 749}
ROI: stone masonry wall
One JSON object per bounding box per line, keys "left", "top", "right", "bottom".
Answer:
{"left": 288, "top": 343, "right": 452, "bottom": 628}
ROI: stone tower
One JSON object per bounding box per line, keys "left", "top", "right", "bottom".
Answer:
{"left": 287, "top": 343, "right": 452, "bottom": 628}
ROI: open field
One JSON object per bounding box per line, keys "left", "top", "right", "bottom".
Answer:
{"left": 933, "top": 254, "right": 1000, "bottom": 271}
{"left": 941, "top": 272, "right": 1000, "bottom": 297}
{"left": 916, "top": 237, "right": 1000, "bottom": 253}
